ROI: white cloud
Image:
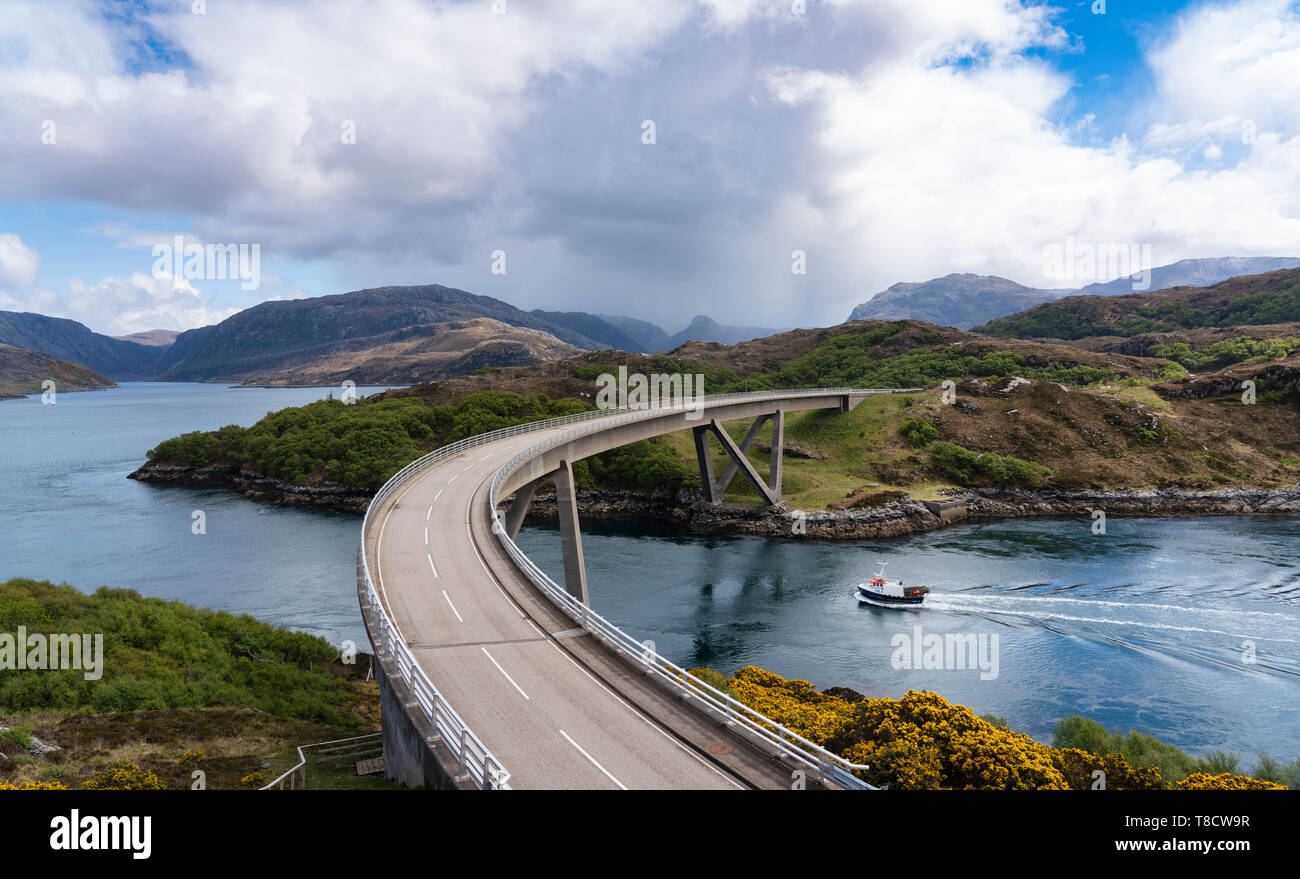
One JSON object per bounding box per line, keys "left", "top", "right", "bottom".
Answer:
{"left": 7, "top": 273, "right": 238, "bottom": 336}
{"left": 0, "top": 0, "right": 1297, "bottom": 329}
{"left": 0, "top": 234, "right": 40, "bottom": 287}
{"left": 757, "top": 0, "right": 1300, "bottom": 303}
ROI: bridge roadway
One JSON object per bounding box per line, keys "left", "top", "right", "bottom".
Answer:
{"left": 365, "top": 391, "right": 888, "bottom": 789}
{"left": 368, "top": 424, "right": 762, "bottom": 789}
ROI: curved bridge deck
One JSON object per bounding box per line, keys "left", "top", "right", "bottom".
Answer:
{"left": 362, "top": 390, "right": 902, "bottom": 789}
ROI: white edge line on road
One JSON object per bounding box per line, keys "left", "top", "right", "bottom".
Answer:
{"left": 424, "top": 526, "right": 428, "bottom": 545}
{"left": 426, "top": 506, "right": 432, "bottom": 521}
{"left": 426, "top": 553, "right": 439, "bottom": 578}
{"left": 559, "top": 729, "right": 627, "bottom": 790}
{"left": 442, "top": 589, "right": 464, "bottom": 623}
{"left": 434, "top": 488, "right": 444, "bottom": 502}
{"left": 481, "top": 647, "right": 529, "bottom": 700}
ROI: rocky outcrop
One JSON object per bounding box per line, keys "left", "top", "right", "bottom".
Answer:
{"left": 1156, "top": 362, "right": 1300, "bottom": 399}
{"left": 966, "top": 486, "right": 1300, "bottom": 517}
{"left": 127, "top": 464, "right": 373, "bottom": 513}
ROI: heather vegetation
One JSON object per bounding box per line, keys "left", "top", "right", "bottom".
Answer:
{"left": 979, "top": 276, "right": 1300, "bottom": 340}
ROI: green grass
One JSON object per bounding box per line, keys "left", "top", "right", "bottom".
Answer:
{"left": 1053, "top": 715, "right": 1300, "bottom": 787}
{"left": 0, "top": 579, "right": 361, "bottom": 723}
{"left": 653, "top": 391, "right": 970, "bottom": 509}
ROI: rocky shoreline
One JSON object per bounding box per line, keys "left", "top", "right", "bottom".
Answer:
{"left": 128, "top": 463, "right": 1300, "bottom": 538}
{"left": 521, "top": 486, "right": 1300, "bottom": 539}
{"left": 127, "top": 464, "right": 373, "bottom": 514}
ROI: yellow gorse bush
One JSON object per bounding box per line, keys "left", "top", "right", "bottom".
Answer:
{"left": 706, "top": 666, "right": 1270, "bottom": 791}
{"left": 82, "top": 760, "right": 164, "bottom": 791}
{"left": 175, "top": 749, "right": 205, "bottom": 769}
{"left": 1177, "top": 772, "right": 1286, "bottom": 790}
{"left": 0, "top": 779, "right": 69, "bottom": 790}
{"left": 240, "top": 770, "right": 270, "bottom": 788}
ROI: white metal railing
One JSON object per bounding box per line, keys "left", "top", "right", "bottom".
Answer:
{"left": 362, "top": 387, "right": 909, "bottom": 790}
{"left": 260, "top": 732, "right": 383, "bottom": 790}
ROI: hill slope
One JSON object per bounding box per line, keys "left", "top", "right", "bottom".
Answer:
{"left": 1072, "top": 256, "right": 1300, "bottom": 296}
{"left": 238, "top": 317, "right": 582, "bottom": 386}
{"left": 849, "top": 258, "right": 1300, "bottom": 330}
{"left": 977, "top": 267, "right": 1300, "bottom": 340}
{"left": 150, "top": 284, "right": 610, "bottom": 382}
{"left": 596, "top": 314, "right": 671, "bottom": 353}
{"left": 0, "top": 311, "right": 165, "bottom": 379}
{"left": 0, "top": 343, "right": 117, "bottom": 398}
{"left": 529, "top": 310, "right": 648, "bottom": 352}
{"left": 848, "top": 274, "right": 1059, "bottom": 329}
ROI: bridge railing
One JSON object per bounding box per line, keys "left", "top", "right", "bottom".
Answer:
{"left": 362, "top": 388, "right": 907, "bottom": 790}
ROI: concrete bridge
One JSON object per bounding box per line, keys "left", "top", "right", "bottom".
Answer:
{"left": 358, "top": 388, "right": 907, "bottom": 790}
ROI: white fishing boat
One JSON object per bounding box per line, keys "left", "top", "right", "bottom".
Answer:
{"left": 855, "top": 561, "right": 929, "bottom": 606}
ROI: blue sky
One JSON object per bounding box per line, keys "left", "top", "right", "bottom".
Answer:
{"left": 1, "top": 0, "right": 1297, "bottom": 335}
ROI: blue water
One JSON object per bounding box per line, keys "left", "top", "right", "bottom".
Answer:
{"left": 0, "top": 382, "right": 391, "bottom": 650}
{"left": 517, "top": 516, "right": 1300, "bottom": 762}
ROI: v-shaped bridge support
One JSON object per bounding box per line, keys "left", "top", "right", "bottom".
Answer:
{"left": 501, "top": 407, "right": 794, "bottom": 608}
{"left": 692, "top": 409, "right": 784, "bottom": 506}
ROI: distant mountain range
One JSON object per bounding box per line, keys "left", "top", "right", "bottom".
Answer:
{"left": 4, "top": 256, "right": 1296, "bottom": 390}
{"left": 661, "top": 315, "right": 785, "bottom": 349}
{"left": 847, "top": 257, "right": 1300, "bottom": 330}
{"left": 0, "top": 283, "right": 787, "bottom": 387}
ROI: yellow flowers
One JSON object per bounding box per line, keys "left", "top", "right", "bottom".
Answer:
{"left": 175, "top": 749, "right": 205, "bottom": 770}
{"left": 1177, "top": 773, "right": 1286, "bottom": 791}
{"left": 240, "top": 770, "right": 270, "bottom": 788}
{"left": 0, "top": 779, "right": 69, "bottom": 790}
{"left": 82, "top": 760, "right": 164, "bottom": 791}
{"left": 705, "top": 665, "right": 1274, "bottom": 791}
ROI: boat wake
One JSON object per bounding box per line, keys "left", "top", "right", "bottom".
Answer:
{"left": 925, "top": 593, "right": 1300, "bottom": 644}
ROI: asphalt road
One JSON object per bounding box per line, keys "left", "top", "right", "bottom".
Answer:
{"left": 367, "top": 426, "right": 748, "bottom": 790}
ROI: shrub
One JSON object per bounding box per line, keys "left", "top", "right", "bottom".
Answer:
{"left": 928, "top": 441, "right": 1050, "bottom": 488}
{"left": 1178, "top": 772, "right": 1287, "bottom": 791}
{"left": 0, "top": 779, "right": 68, "bottom": 790}
{"left": 240, "top": 770, "right": 270, "bottom": 789}
{"left": 1054, "top": 748, "right": 1165, "bottom": 790}
{"left": 0, "top": 579, "right": 356, "bottom": 723}
{"left": 83, "top": 760, "right": 164, "bottom": 791}
{"left": 687, "top": 667, "right": 740, "bottom": 701}
{"left": 898, "top": 418, "right": 939, "bottom": 448}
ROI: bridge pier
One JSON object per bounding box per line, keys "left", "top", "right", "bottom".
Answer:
{"left": 552, "top": 460, "right": 589, "bottom": 606}
{"left": 502, "top": 465, "right": 589, "bottom": 605}
{"left": 693, "top": 409, "right": 785, "bottom": 505}
{"left": 504, "top": 476, "right": 541, "bottom": 540}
